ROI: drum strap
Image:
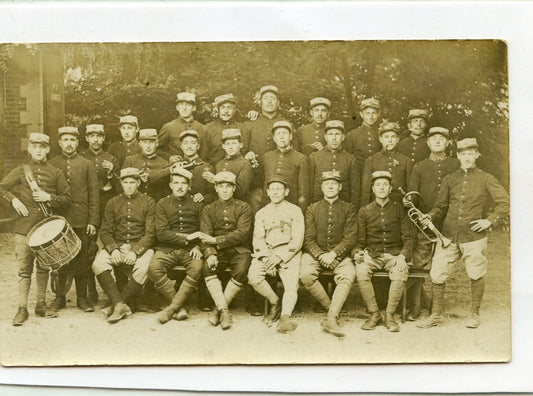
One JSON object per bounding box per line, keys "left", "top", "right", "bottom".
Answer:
{"left": 23, "top": 165, "right": 52, "bottom": 217}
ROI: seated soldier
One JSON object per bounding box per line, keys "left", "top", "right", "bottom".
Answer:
{"left": 203, "top": 128, "right": 253, "bottom": 202}
{"left": 352, "top": 171, "right": 412, "bottom": 332}
{"left": 92, "top": 167, "right": 156, "bottom": 324}
{"left": 194, "top": 171, "right": 253, "bottom": 330}
{"left": 248, "top": 175, "right": 305, "bottom": 334}
{"left": 122, "top": 128, "right": 171, "bottom": 203}
{"left": 300, "top": 171, "right": 357, "bottom": 337}
{"left": 170, "top": 130, "right": 216, "bottom": 204}
{"left": 150, "top": 167, "right": 205, "bottom": 325}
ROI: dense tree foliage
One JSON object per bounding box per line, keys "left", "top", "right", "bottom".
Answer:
{"left": 32, "top": 41, "right": 509, "bottom": 187}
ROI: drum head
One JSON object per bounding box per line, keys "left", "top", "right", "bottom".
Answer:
{"left": 27, "top": 217, "right": 66, "bottom": 247}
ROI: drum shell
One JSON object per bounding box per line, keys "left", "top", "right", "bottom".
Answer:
{"left": 26, "top": 215, "right": 81, "bottom": 271}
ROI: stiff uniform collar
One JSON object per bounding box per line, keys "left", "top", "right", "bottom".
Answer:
{"left": 373, "top": 199, "right": 391, "bottom": 208}
{"left": 61, "top": 152, "right": 78, "bottom": 160}
{"left": 179, "top": 115, "right": 195, "bottom": 124}
{"left": 276, "top": 146, "right": 292, "bottom": 154}
{"left": 324, "top": 196, "right": 340, "bottom": 205}
{"left": 325, "top": 146, "right": 343, "bottom": 154}
{"left": 429, "top": 152, "right": 447, "bottom": 161}
{"left": 225, "top": 153, "right": 243, "bottom": 160}
{"left": 123, "top": 191, "right": 140, "bottom": 200}
{"left": 461, "top": 166, "right": 477, "bottom": 174}
{"left": 142, "top": 153, "right": 157, "bottom": 160}
{"left": 171, "top": 193, "right": 191, "bottom": 204}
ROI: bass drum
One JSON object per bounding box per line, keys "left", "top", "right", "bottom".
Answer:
{"left": 26, "top": 215, "right": 81, "bottom": 271}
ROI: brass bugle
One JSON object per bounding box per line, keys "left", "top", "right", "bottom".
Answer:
{"left": 398, "top": 187, "right": 452, "bottom": 248}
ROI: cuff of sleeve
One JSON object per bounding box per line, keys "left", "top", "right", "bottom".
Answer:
{"left": 106, "top": 243, "right": 119, "bottom": 254}
{"left": 132, "top": 245, "right": 146, "bottom": 257}
{"left": 486, "top": 214, "right": 498, "bottom": 226}
{"left": 205, "top": 246, "right": 217, "bottom": 257}
{"left": 333, "top": 247, "right": 344, "bottom": 258}
{"left": 400, "top": 249, "right": 411, "bottom": 263}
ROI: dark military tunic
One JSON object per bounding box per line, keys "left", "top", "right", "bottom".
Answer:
{"left": 304, "top": 198, "right": 358, "bottom": 260}
{"left": 397, "top": 135, "right": 430, "bottom": 164}
{"left": 100, "top": 191, "right": 156, "bottom": 257}
{"left": 243, "top": 113, "right": 287, "bottom": 159}
{"left": 344, "top": 124, "right": 381, "bottom": 170}
{"left": 204, "top": 118, "right": 245, "bottom": 166}
{"left": 50, "top": 153, "right": 99, "bottom": 228}
{"left": 361, "top": 150, "right": 412, "bottom": 207}
{"left": 154, "top": 194, "right": 203, "bottom": 254}
{"left": 428, "top": 167, "right": 509, "bottom": 243}
{"left": 200, "top": 198, "right": 252, "bottom": 258}
{"left": 215, "top": 154, "right": 253, "bottom": 201}
{"left": 262, "top": 147, "right": 310, "bottom": 211}
{"left": 174, "top": 155, "right": 216, "bottom": 205}
{"left": 81, "top": 149, "right": 120, "bottom": 219}
{"left": 158, "top": 117, "right": 207, "bottom": 158}
{"left": 294, "top": 123, "right": 326, "bottom": 156}
{"left": 122, "top": 153, "right": 170, "bottom": 203}
{"left": 108, "top": 140, "right": 141, "bottom": 168}
{"left": 0, "top": 160, "right": 71, "bottom": 235}
{"left": 308, "top": 147, "right": 361, "bottom": 210}
{"left": 354, "top": 200, "right": 412, "bottom": 261}
{"left": 408, "top": 155, "right": 460, "bottom": 213}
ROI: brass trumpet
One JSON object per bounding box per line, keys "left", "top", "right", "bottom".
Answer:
{"left": 101, "top": 159, "right": 114, "bottom": 192}
{"left": 398, "top": 187, "right": 452, "bottom": 248}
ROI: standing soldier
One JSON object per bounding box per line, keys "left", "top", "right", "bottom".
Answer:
{"left": 308, "top": 120, "right": 360, "bottom": 210}
{"left": 49, "top": 126, "right": 99, "bottom": 314}
{"left": 353, "top": 171, "right": 412, "bottom": 332}
{"left": 299, "top": 171, "right": 357, "bottom": 337}
{"left": 196, "top": 171, "right": 253, "bottom": 330}
{"left": 148, "top": 167, "right": 204, "bottom": 325}
{"left": 262, "top": 121, "right": 310, "bottom": 212}
{"left": 158, "top": 92, "right": 207, "bottom": 158}
{"left": 248, "top": 175, "right": 305, "bottom": 334}
{"left": 397, "top": 109, "right": 430, "bottom": 164}
{"left": 418, "top": 138, "right": 509, "bottom": 329}
{"left": 294, "top": 97, "right": 330, "bottom": 156}
{"left": 404, "top": 127, "right": 460, "bottom": 320}
{"left": 361, "top": 121, "right": 412, "bottom": 207}
{"left": 170, "top": 130, "right": 217, "bottom": 204}
{"left": 244, "top": 85, "right": 289, "bottom": 211}
{"left": 92, "top": 167, "right": 156, "bottom": 323}
{"left": 344, "top": 98, "right": 382, "bottom": 171}
{"left": 0, "top": 133, "right": 71, "bottom": 325}
{"left": 123, "top": 129, "right": 171, "bottom": 203}
{"left": 82, "top": 123, "right": 120, "bottom": 306}
{"left": 203, "top": 129, "right": 253, "bottom": 203}
{"left": 108, "top": 115, "right": 142, "bottom": 168}
{"left": 204, "top": 94, "right": 245, "bottom": 166}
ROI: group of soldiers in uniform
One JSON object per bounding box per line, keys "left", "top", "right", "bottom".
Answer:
{"left": 0, "top": 85, "right": 509, "bottom": 337}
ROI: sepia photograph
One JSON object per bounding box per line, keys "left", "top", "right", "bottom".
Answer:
{"left": 0, "top": 39, "right": 511, "bottom": 366}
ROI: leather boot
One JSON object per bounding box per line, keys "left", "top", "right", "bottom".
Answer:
{"left": 75, "top": 277, "right": 94, "bottom": 312}
{"left": 121, "top": 279, "right": 144, "bottom": 310}
{"left": 96, "top": 270, "right": 124, "bottom": 306}
{"left": 158, "top": 280, "right": 196, "bottom": 324}
{"left": 219, "top": 308, "right": 233, "bottom": 330}
{"left": 384, "top": 312, "right": 400, "bottom": 332}
{"left": 321, "top": 315, "right": 345, "bottom": 337}
{"left": 417, "top": 282, "right": 445, "bottom": 328}
{"left": 276, "top": 314, "right": 298, "bottom": 334}
{"left": 385, "top": 280, "right": 404, "bottom": 316}
{"left": 107, "top": 302, "right": 132, "bottom": 324}
{"left": 358, "top": 279, "right": 379, "bottom": 313}
{"left": 12, "top": 306, "right": 29, "bottom": 326}
{"left": 263, "top": 299, "right": 282, "bottom": 325}
{"left": 361, "top": 311, "right": 382, "bottom": 330}
{"left": 208, "top": 309, "right": 221, "bottom": 326}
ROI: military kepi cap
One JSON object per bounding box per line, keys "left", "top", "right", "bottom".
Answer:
{"left": 456, "top": 137, "right": 479, "bottom": 151}
{"left": 259, "top": 85, "right": 279, "bottom": 96}
{"left": 138, "top": 129, "right": 158, "bottom": 140}
{"left": 325, "top": 120, "right": 345, "bottom": 132}
{"left": 119, "top": 115, "right": 138, "bottom": 126}
{"left": 177, "top": 92, "right": 196, "bottom": 104}
{"left": 408, "top": 109, "right": 429, "bottom": 120}
{"left": 266, "top": 174, "right": 288, "bottom": 187}
{"left": 58, "top": 126, "right": 80, "bottom": 137}
{"left": 310, "top": 97, "right": 331, "bottom": 109}
{"left": 379, "top": 121, "right": 401, "bottom": 135}
{"left": 272, "top": 120, "right": 293, "bottom": 134}
{"left": 179, "top": 130, "right": 199, "bottom": 141}
{"left": 372, "top": 170, "right": 392, "bottom": 182}
{"left": 427, "top": 127, "right": 450, "bottom": 139}
{"left": 320, "top": 170, "right": 342, "bottom": 182}
{"left": 221, "top": 128, "right": 242, "bottom": 141}
{"left": 214, "top": 171, "right": 236, "bottom": 185}
{"left": 86, "top": 124, "right": 105, "bottom": 135}
{"left": 119, "top": 167, "right": 141, "bottom": 179}
{"left": 170, "top": 166, "right": 193, "bottom": 181}
{"left": 360, "top": 98, "right": 381, "bottom": 111}
{"left": 214, "top": 93, "right": 236, "bottom": 107}
{"left": 28, "top": 133, "right": 50, "bottom": 145}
